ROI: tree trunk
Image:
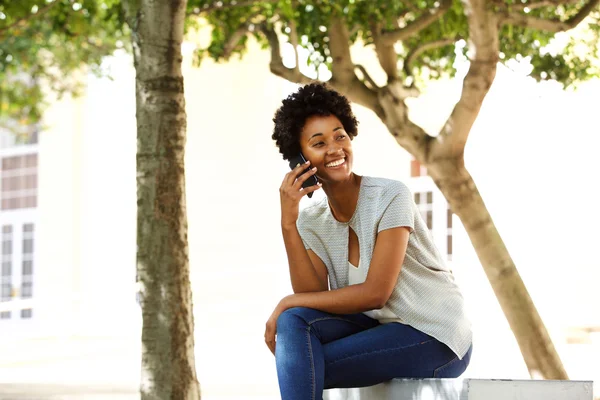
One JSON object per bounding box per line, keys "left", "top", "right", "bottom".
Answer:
{"left": 372, "top": 83, "right": 570, "bottom": 378}
{"left": 426, "top": 157, "right": 568, "bottom": 380}
{"left": 123, "top": 0, "right": 200, "bottom": 398}
{"left": 366, "top": 0, "right": 569, "bottom": 377}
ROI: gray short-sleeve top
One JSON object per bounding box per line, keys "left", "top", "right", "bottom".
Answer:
{"left": 297, "top": 176, "right": 472, "bottom": 359}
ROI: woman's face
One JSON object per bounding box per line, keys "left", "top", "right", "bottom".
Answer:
{"left": 299, "top": 114, "right": 353, "bottom": 184}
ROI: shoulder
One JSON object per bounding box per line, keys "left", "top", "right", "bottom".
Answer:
{"left": 362, "top": 177, "right": 416, "bottom": 232}
{"left": 362, "top": 176, "right": 412, "bottom": 202}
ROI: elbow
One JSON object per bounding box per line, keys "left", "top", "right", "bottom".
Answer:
{"left": 372, "top": 298, "right": 387, "bottom": 310}
{"left": 368, "top": 290, "right": 390, "bottom": 310}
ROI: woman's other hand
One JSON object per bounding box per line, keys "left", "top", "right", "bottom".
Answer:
{"left": 264, "top": 311, "right": 278, "bottom": 355}
{"left": 265, "top": 299, "right": 289, "bottom": 355}
{"left": 279, "top": 160, "right": 321, "bottom": 228}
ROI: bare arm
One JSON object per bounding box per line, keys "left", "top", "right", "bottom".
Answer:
{"left": 280, "top": 226, "right": 410, "bottom": 314}
{"left": 282, "top": 225, "right": 328, "bottom": 292}
{"left": 266, "top": 225, "right": 410, "bottom": 354}
{"left": 279, "top": 161, "right": 327, "bottom": 293}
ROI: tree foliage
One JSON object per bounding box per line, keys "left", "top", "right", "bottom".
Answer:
{"left": 195, "top": 0, "right": 599, "bottom": 87}
{"left": 3, "top": 0, "right": 597, "bottom": 137}
{"left": 0, "top": 0, "right": 127, "bottom": 135}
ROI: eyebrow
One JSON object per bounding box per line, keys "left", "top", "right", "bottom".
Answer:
{"left": 309, "top": 127, "right": 343, "bottom": 140}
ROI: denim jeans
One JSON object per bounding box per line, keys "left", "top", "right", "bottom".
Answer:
{"left": 275, "top": 307, "right": 472, "bottom": 400}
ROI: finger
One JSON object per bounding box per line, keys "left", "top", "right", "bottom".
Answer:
{"left": 264, "top": 331, "right": 276, "bottom": 354}
{"left": 300, "top": 181, "right": 323, "bottom": 196}
{"left": 265, "top": 326, "right": 274, "bottom": 345}
{"left": 282, "top": 160, "right": 310, "bottom": 188}
{"left": 292, "top": 167, "right": 318, "bottom": 190}
{"left": 290, "top": 160, "right": 312, "bottom": 182}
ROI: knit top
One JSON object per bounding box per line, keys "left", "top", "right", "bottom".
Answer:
{"left": 297, "top": 176, "right": 472, "bottom": 358}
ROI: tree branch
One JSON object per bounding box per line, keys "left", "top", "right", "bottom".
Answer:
{"left": 348, "top": 24, "right": 360, "bottom": 38}
{"left": 381, "top": 0, "right": 452, "bottom": 45}
{"left": 375, "top": 80, "right": 433, "bottom": 161}
{"left": 431, "top": 0, "right": 499, "bottom": 161}
{"left": 354, "top": 64, "right": 378, "bottom": 90}
{"left": 222, "top": 24, "right": 251, "bottom": 59}
{"left": 259, "top": 20, "right": 382, "bottom": 117}
{"left": 192, "top": 0, "right": 277, "bottom": 14}
{"left": 220, "top": 12, "right": 265, "bottom": 60}
{"left": 289, "top": 6, "right": 300, "bottom": 75}
{"left": 259, "top": 23, "right": 313, "bottom": 86}
{"left": 404, "top": 38, "right": 456, "bottom": 77}
{"left": 372, "top": 21, "right": 400, "bottom": 81}
{"left": 0, "top": 0, "right": 60, "bottom": 39}
{"left": 492, "top": 0, "right": 581, "bottom": 12}
{"left": 328, "top": 78, "right": 384, "bottom": 118}
{"left": 326, "top": 16, "right": 383, "bottom": 115}
{"left": 328, "top": 16, "right": 355, "bottom": 84}
{"left": 501, "top": 0, "right": 599, "bottom": 32}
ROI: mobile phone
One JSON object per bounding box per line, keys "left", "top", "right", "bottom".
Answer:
{"left": 288, "top": 153, "right": 319, "bottom": 198}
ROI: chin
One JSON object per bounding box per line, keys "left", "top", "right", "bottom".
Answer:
{"left": 321, "top": 168, "right": 353, "bottom": 183}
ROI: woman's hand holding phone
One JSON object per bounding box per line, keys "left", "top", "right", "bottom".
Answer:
{"left": 280, "top": 160, "right": 322, "bottom": 229}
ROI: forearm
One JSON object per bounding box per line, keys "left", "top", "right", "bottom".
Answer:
{"left": 280, "top": 283, "right": 382, "bottom": 315}
{"left": 282, "top": 224, "right": 327, "bottom": 293}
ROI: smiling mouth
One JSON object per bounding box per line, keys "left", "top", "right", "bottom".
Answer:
{"left": 325, "top": 158, "right": 346, "bottom": 168}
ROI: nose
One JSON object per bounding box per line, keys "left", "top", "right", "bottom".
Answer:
{"left": 326, "top": 143, "right": 343, "bottom": 156}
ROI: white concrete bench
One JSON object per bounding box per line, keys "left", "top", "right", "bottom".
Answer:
{"left": 324, "top": 378, "right": 593, "bottom": 400}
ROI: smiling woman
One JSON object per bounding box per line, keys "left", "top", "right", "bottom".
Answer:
{"left": 302, "top": 115, "right": 353, "bottom": 185}
{"left": 267, "top": 83, "right": 472, "bottom": 400}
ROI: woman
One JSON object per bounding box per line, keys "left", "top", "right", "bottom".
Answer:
{"left": 265, "top": 83, "right": 472, "bottom": 400}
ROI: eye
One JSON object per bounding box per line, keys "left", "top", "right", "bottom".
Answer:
{"left": 337, "top": 134, "right": 347, "bottom": 140}
{"left": 312, "top": 142, "right": 325, "bottom": 147}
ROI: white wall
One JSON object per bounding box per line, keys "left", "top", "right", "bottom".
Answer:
{"left": 36, "top": 84, "right": 86, "bottom": 337}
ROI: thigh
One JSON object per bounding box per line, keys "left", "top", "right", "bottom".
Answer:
{"left": 277, "top": 307, "right": 380, "bottom": 345}
{"left": 433, "top": 343, "right": 472, "bottom": 378}
{"left": 323, "top": 322, "right": 458, "bottom": 389}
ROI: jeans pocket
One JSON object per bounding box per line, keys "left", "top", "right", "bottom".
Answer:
{"left": 433, "top": 356, "right": 463, "bottom": 378}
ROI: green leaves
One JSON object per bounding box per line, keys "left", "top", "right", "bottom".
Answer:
{"left": 498, "top": 6, "right": 600, "bottom": 87}
{"left": 193, "top": 0, "right": 471, "bottom": 80}
{"left": 194, "top": 0, "right": 599, "bottom": 89}
{"left": 4, "top": 0, "right": 598, "bottom": 134}
{"left": 0, "top": 0, "right": 127, "bottom": 132}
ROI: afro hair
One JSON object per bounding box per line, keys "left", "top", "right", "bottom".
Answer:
{"left": 272, "top": 82, "right": 359, "bottom": 161}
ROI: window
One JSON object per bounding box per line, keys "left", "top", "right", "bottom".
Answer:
{"left": 409, "top": 160, "right": 456, "bottom": 262}
{"left": 21, "top": 224, "right": 34, "bottom": 299}
{"left": 1, "top": 131, "right": 39, "bottom": 323}
{"left": 414, "top": 191, "right": 433, "bottom": 230}
{"left": 1, "top": 225, "right": 12, "bottom": 304}
{"left": 1, "top": 154, "right": 38, "bottom": 210}
{"left": 0, "top": 223, "right": 36, "bottom": 321}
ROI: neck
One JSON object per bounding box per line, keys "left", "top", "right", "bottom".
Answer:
{"left": 322, "top": 173, "right": 362, "bottom": 222}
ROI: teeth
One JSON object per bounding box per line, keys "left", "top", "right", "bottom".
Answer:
{"left": 326, "top": 158, "right": 345, "bottom": 167}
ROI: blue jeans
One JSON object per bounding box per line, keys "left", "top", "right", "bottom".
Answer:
{"left": 275, "top": 307, "right": 472, "bottom": 400}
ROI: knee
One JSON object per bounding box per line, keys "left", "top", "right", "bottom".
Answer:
{"left": 276, "top": 307, "right": 313, "bottom": 332}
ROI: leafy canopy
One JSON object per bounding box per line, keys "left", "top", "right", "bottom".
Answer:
{"left": 2, "top": 0, "right": 598, "bottom": 136}
{"left": 194, "top": 0, "right": 599, "bottom": 86}
{"left": 0, "top": 0, "right": 126, "bottom": 136}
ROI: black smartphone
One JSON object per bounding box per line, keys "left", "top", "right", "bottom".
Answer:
{"left": 288, "top": 153, "right": 319, "bottom": 198}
